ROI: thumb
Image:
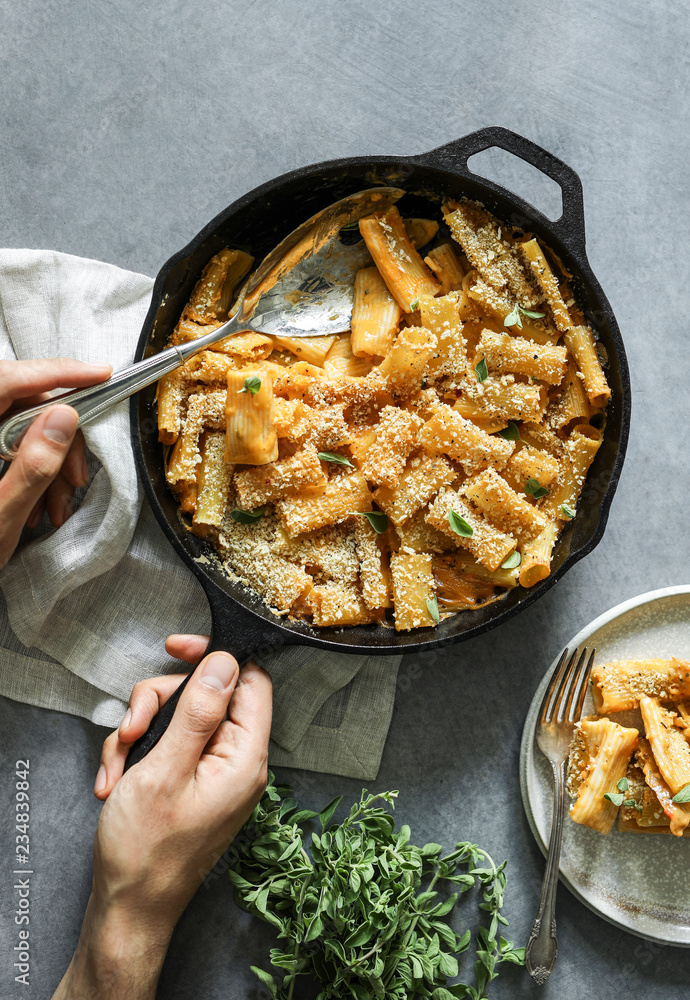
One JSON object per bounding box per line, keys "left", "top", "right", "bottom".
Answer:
{"left": 159, "top": 652, "right": 240, "bottom": 773}
{"left": 0, "top": 405, "right": 79, "bottom": 568}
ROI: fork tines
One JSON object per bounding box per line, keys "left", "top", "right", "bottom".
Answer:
{"left": 539, "top": 647, "right": 596, "bottom": 727}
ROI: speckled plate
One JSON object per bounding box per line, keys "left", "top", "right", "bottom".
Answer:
{"left": 520, "top": 586, "right": 690, "bottom": 945}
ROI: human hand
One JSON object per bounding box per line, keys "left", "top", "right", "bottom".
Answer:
{"left": 0, "top": 357, "right": 112, "bottom": 568}
{"left": 52, "top": 636, "right": 272, "bottom": 999}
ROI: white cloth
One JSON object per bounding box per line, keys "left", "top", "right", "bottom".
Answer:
{"left": 0, "top": 250, "right": 400, "bottom": 779}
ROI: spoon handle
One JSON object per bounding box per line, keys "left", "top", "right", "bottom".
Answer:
{"left": 0, "top": 314, "right": 242, "bottom": 461}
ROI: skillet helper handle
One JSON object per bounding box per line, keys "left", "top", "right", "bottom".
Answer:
{"left": 416, "top": 126, "right": 587, "bottom": 261}
{"left": 124, "top": 591, "right": 290, "bottom": 772}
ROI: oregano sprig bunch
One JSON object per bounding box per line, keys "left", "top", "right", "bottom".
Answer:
{"left": 227, "top": 775, "right": 523, "bottom": 999}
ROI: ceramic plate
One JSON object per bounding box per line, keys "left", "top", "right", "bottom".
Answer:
{"left": 519, "top": 585, "right": 690, "bottom": 945}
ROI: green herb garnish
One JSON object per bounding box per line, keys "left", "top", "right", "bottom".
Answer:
{"left": 426, "top": 596, "right": 440, "bottom": 623}
{"left": 501, "top": 551, "right": 521, "bottom": 570}
{"left": 617, "top": 777, "right": 629, "bottom": 792}
{"left": 524, "top": 478, "right": 549, "bottom": 500}
{"left": 504, "top": 305, "right": 546, "bottom": 329}
{"left": 448, "top": 510, "right": 473, "bottom": 537}
{"left": 603, "top": 792, "right": 625, "bottom": 807}
{"left": 229, "top": 773, "right": 524, "bottom": 1000}
{"left": 230, "top": 507, "right": 265, "bottom": 524}
{"left": 559, "top": 503, "right": 576, "bottom": 520}
{"left": 340, "top": 220, "right": 361, "bottom": 232}
{"left": 504, "top": 305, "right": 522, "bottom": 329}
{"left": 409, "top": 296, "right": 420, "bottom": 311}
{"left": 238, "top": 375, "right": 262, "bottom": 395}
{"left": 351, "top": 510, "right": 388, "bottom": 534}
{"left": 475, "top": 357, "right": 488, "bottom": 383}
{"left": 624, "top": 799, "right": 643, "bottom": 812}
{"left": 318, "top": 451, "right": 354, "bottom": 468}
{"left": 672, "top": 783, "right": 690, "bottom": 804}
{"left": 498, "top": 421, "right": 522, "bottom": 442}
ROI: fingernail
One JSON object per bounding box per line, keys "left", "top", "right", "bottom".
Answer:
{"left": 199, "top": 653, "right": 237, "bottom": 691}
{"left": 43, "top": 406, "right": 78, "bottom": 444}
{"left": 119, "top": 707, "right": 132, "bottom": 733}
{"left": 94, "top": 765, "right": 107, "bottom": 794}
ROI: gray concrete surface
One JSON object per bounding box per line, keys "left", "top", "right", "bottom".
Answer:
{"left": 1, "top": 0, "right": 689, "bottom": 997}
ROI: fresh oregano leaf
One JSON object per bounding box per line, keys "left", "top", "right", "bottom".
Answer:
{"left": 351, "top": 510, "right": 388, "bottom": 533}
{"left": 319, "top": 795, "right": 343, "bottom": 829}
{"left": 524, "top": 478, "right": 549, "bottom": 499}
{"left": 475, "top": 357, "right": 488, "bottom": 383}
{"left": 250, "top": 967, "right": 278, "bottom": 998}
{"left": 559, "top": 503, "right": 576, "bottom": 519}
{"left": 238, "top": 375, "right": 262, "bottom": 394}
{"left": 426, "top": 596, "right": 440, "bottom": 623}
{"left": 409, "top": 296, "right": 420, "bottom": 311}
{"left": 672, "top": 783, "right": 690, "bottom": 803}
{"left": 448, "top": 509, "right": 473, "bottom": 537}
{"left": 498, "top": 421, "right": 521, "bottom": 442}
{"left": 617, "top": 777, "right": 629, "bottom": 792}
{"left": 604, "top": 792, "right": 625, "bottom": 807}
{"left": 504, "top": 304, "right": 522, "bottom": 328}
{"left": 623, "top": 799, "right": 643, "bottom": 812}
{"left": 520, "top": 308, "right": 545, "bottom": 320}
{"left": 230, "top": 507, "right": 265, "bottom": 524}
{"left": 318, "top": 451, "right": 354, "bottom": 468}
{"left": 501, "top": 551, "right": 521, "bottom": 570}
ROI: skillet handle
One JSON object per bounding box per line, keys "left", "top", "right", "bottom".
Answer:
{"left": 415, "top": 126, "right": 586, "bottom": 261}
{"left": 123, "top": 590, "right": 291, "bottom": 772}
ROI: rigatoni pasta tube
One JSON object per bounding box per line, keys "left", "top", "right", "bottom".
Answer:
{"left": 519, "top": 521, "right": 559, "bottom": 588}
{"left": 520, "top": 238, "right": 571, "bottom": 332}
{"left": 194, "top": 432, "right": 234, "bottom": 530}
{"left": 350, "top": 266, "right": 402, "bottom": 357}
{"left": 460, "top": 468, "right": 548, "bottom": 541}
{"left": 276, "top": 471, "right": 371, "bottom": 537}
{"left": 233, "top": 446, "right": 326, "bottom": 509}
{"left": 502, "top": 444, "right": 560, "bottom": 492}
{"left": 358, "top": 206, "right": 440, "bottom": 312}
{"left": 425, "top": 490, "right": 516, "bottom": 572}
{"left": 271, "top": 334, "right": 336, "bottom": 366}
{"left": 420, "top": 292, "right": 467, "bottom": 381}
{"left": 569, "top": 719, "right": 639, "bottom": 834}
{"left": 157, "top": 373, "right": 185, "bottom": 444}
{"left": 639, "top": 697, "right": 690, "bottom": 796}
{"left": 225, "top": 369, "right": 278, "bottom": 465}
{"left": 373, "top": 449, "right": 455, "bottom": 526}
{"left": 424, "top": 242, "right": 466, "bottom": 293}
{"left": 419, "top": 404, "right": 514, "bottom": 472}
{"left": 478, "top": 329, "right": 567, "bottom": 384}
{"left": 377, "top": 326, "right": 437, "bottom": 395}
{"left": 591, "top": 658, "right": 690, "bottom": 714}
{"left": 390, "top": 551, "right": 437, "bottom": 631}
{"left": 564, "top": 325, "right": 611, "bottom": 408}
{"left": 542, "top": 428, "right": 602, "bottom": 520}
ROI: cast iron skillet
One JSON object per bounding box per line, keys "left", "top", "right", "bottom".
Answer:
{"left": 126, "top": 127, "right": 630, "bottom": 764}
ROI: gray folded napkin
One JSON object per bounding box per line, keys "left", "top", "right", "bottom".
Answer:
{"left": 0, "top": 250, "right": 400, "bottom": 779}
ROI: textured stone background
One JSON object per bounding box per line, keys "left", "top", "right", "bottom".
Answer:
{"left": 1, "top": 1, "right": 689, "bottom": 997}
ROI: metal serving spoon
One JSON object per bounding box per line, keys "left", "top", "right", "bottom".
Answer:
{"left": 0, "top": 186, "right": 404, "bottom": 461}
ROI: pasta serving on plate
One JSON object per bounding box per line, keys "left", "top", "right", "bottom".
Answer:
{"left": 567, "top": 657, "right": 690, "bottom": 837}
{"left": 156, "top": 198, "right": 610, "bottom": 631}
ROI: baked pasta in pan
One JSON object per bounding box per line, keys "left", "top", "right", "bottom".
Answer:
{"left": 157, "top": 198, "right": 610, "bottom": 631}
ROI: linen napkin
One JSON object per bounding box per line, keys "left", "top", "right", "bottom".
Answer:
{"left": 0, "top": 249, "right": 401, "bottom": 780}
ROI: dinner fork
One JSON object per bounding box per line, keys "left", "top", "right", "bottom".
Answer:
{"left": 525, "top": 646, "right": 595, "bottom": 985}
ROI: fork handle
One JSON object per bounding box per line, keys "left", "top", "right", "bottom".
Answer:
{"left": 525, "top": 759, "right": 565, "bottom": 984}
